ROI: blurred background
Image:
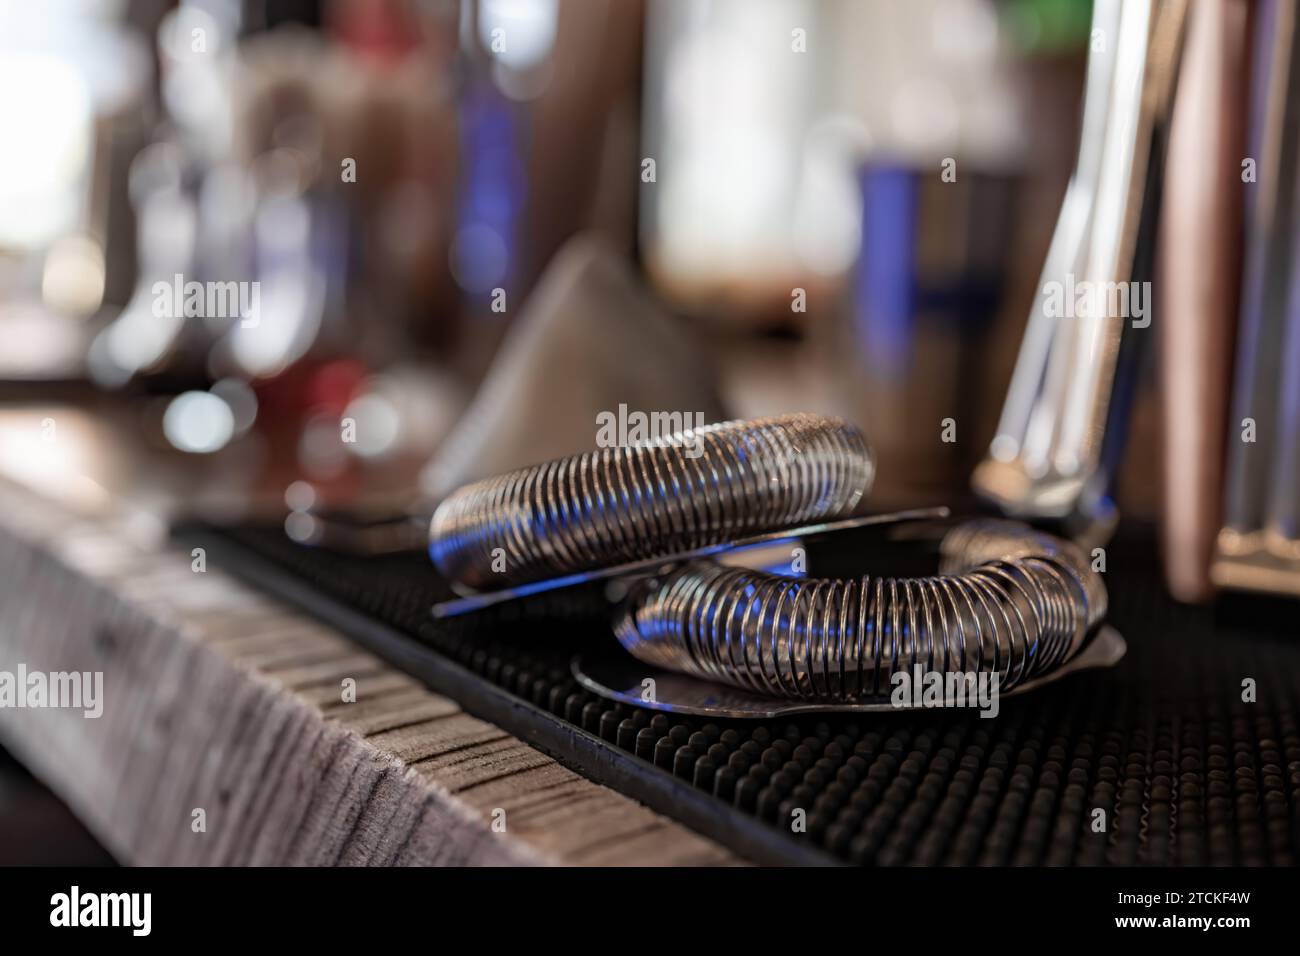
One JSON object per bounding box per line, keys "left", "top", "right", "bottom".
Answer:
{"left": 1, "top": 1, "right": 1295, "bottom": 621}
{"left": 0, "top": 0, "right": 1115, "bottom": 516}
{"left": 0, "top": 0, "right": 1094, "bottom": 865}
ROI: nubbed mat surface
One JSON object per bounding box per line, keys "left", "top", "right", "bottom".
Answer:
{"left": 193, "top": 521, "right": 1300, "bottom": 866}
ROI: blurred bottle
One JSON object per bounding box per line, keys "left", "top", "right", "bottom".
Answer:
{"left": 826, "top": 0, "right": 1035, "bottom": 504}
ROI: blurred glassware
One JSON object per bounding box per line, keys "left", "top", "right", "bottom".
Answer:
{"left": 1214, "top": 0, "right": 1300, "bottom": 599}
{"left": 838, "top": 164, "right": 1019, "bottom": 503}
{"left": 0, "top": 1, "right": 155, "bottom": 381}
{"left": 640, "top": 0, "right": 843, "bottom": 330}
{"left": 973, "top": 0, "right": 1188, "bottom": 547}
{"left": 1158, "top": 0, "right": 1249, "bottom": 602}
{"left": 0, "top": 2, "right": 152, "bottom": 252}
{"left": 88, "top": 143, "right": 201, "bottom": 388}
{"left": 640, "top": 0, "right": 1025, "bottom": 335}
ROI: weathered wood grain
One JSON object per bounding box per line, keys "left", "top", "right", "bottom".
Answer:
{"left": 0, "top": 478, "right": 740, "bottom": 866}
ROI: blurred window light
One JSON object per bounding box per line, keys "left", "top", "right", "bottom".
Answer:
{"left": 163, "top": 391, "right": 236, "bottom": 454}
{"left": 0, "top": 3, "right": 152, "bottom": 249}
{"left": 0, "top": 54, "right": 92, "bottom": 249}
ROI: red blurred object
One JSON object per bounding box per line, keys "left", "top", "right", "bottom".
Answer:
{"left": 252, "top": 357, "right": 369, "bottom": 422}
{"left": 328, "top": 0, "right": 425, "bottom": 66}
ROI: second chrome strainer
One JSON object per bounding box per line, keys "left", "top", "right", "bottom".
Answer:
{"left": 428, "top": 413, "right": 1113, "bottom": 707}
{"left": 613, "top": 520, "right": 1107, "bottom": 702}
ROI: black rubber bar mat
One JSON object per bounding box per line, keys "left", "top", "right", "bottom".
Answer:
{"left": 176, "top": 521, "right": 1300, "bottom": 866}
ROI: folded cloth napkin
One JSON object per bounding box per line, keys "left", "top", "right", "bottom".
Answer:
{"left": 421, "top": 235, "right": 725, "bottom": 499}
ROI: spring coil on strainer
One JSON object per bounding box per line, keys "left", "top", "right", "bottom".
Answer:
{"left": 429, "top": 414, "right": 874, "bottom": 590}
{"left": 613, "top": 520, "right": 1107, "bottom": 701}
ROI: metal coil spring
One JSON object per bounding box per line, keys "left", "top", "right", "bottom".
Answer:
{"left": 613, "top": 520, "right": 1107, "bottom": 701}
{"left": 429, "top": 413, "right": 874, "bottom": 589}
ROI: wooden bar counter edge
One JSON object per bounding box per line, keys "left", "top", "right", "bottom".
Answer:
{"left": 0, "top": 476, "right": 740, "bottom": 867}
